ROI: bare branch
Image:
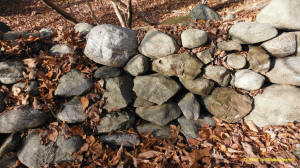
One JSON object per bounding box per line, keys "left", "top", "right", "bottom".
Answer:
{"left": 126, "top": 0, "right": 132, "bottom": 28}
{"left": 111, "top": 0, "right": 127, "bottom": 12}
{"left": 111, "top": 1, "right": 126, "bottom": 27}
{"left": 86, "top": 0, "right": 100, "bottom": 24}
{"left": 41, "top": 0, "right": 79, "bottom": 24}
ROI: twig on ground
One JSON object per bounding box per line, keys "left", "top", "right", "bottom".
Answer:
{"left": 126, "top": 0, "right": 132, "bottom": 28}
{"left": 111, "top": 1, "right": 126, "bottom": 27}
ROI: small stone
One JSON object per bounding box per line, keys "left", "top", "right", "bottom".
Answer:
{"left": 55, "top": 69, "right": 93, "bottom": 97}
{"left": 93, "top": 66, "right": 122, "bottom": 79}
{"left": 178, "top": 93, "right": 200, "bottom": 120}
{"left": 217, "top": 40, "right": 242, "bottom": 51}
{"left": 96, "top": 111, "right": 135, "bottom": 133}
{"left": 57, "top": 97, "right": 87, "bottom": 123}
{"left": 39, "top": 28, "right": 54, "bottom": 39}
{"left": 178, "top": 117, "right": 199, "bottom": 139}
{"left": 226, "top": 53, "right": 246, "bottom": 69}
{"left": 181, "top": 29, "right": 208, "bottom": 48}
{"left": 133, "top": 73, "right": 181, "bottom": 105}
{"left": 204, "top": 65, "right": 231, "bottom": 86}
{"left": 136, "top": 103, "right": 182, "bottom": 126}
{"left": 196, "top": 48, "right": 214, "bottom": 64}
{"left": 74, "top": 22, "right": 93, "bottom": 35}
{"left": 103, "top": 75, "right": 134, "bottom": 110}
{"left": 99, "top": 134, "right": 140, "bottom": 147}
{"left": 152, "top": 52, "right": 203, "bottom": 80}
{"left": 247, "top": 46, "right": 270, "bottom": 74}
{"left": 179, "top": 77, "right": 214, "bottom": 96}
{"left": 137, "top": 123, "right": 170, "bottom": 138}
{"left": 124, "top": 54, "right": 150, "bottom": 76}
{"left": 229, "top": 22, "right": 278, "bottom": 44}
{"left": 204, "top": 87, "right": 253, "bottom": 123}
{"left": 84, "top": 24, "right": 138, "bottom": 67}
{"left": 261, "top": 33, "right": 296, "bottom": 57}
{"left": 0, "top": 61, "right": 23, "bottom": 84}
{"left": 50, "top": 44, "right": 74, "bottom": 57}
{"left": 138, "top": 30, "right": 178, "bottom": 59}
{"left": 190, "top": 4, "right": 220, "bottom": 20}
{"left": 234, "top": 69, "right": 265, "bottom": 91}
{"left": 133, "top": 97, "right": 155, "bottom": 107}
{"left": 0, "top": 107, "right": 48, "bottom": 133}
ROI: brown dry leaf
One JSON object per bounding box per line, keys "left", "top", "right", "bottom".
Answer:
{"left": 138, "top": 150, "right": 162, "bottom": 159}
{"left": 81, "top": 96, "right": 89, "bottom": 111}
{"left": 71, "top": 125, "right": 86, "bottom": 139}
{"left": 33, "top": 97, "right": 43, "bottom": 110}
{"left": 110, "top": 144, "right": 123, "bottom": 166}
{"left": 48, "top": 128, "right": 59, "bottom": 142}
{"left": 23, "top": 58, "right": 37, "bottom": 68}
{"left": 245, "top": 120, "right": 259, "bottom": 132}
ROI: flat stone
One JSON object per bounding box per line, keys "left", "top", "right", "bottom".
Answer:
{"left": 247, "top": 46, "right": 270, "bottom": 74}
{"left": 261, "top": 33, "right": 296, "bottom": 57}
{"left": 136, "top": 103, "right": 182, "bottom": 126}
{"left": 226, "top": 53, "right": 246, "bottom": 69}
{"left": 293, "top": 32, "right": 300, "bottom": 56}
{"left": 266, "top": 56, "right": 300, "bottom": 86}
{"left": 74, "top": 22, "right": 93, "bottom": 35}
{"left": 55, "top": 69, "right": 93, "bottom": 97}
{"left": 204, "top": 65, "right": 231, "bottom": 86}
{"left": 133, "top": 74, "right": 181, "bottom": 105}
{"left": 152, "top": 53, "right": 203, "bottom": 80}
{"left": 103, "top": 75, "right": 135, "bottom": 110}
{"left": 50, "top": 44, "right": 74, "bottom": 57}
{"left": 196, "top": 48, "right": 214, "bottom": 64}
{"left": 0, "top": 61, "right": 23, "bottom": 84}
{"left": 57, "top": 97, "right": 87, "bottom": 123}
{"left": 229, "top": 22, "right": 278, "bottom": 44}
{"left": 137, "top": 123, "right": 170, "bottom": 138}
{"left": 245, "top": 84, "right": 300, "bottom": 127}
{"left": 99, "top": 134, "right": 140, "bottom": 147}
{"left": 96, "top": 111, "right": 135, "bottom": 133}
{"left": 39, "top": 28, "right": 54, "bottom": 39}
{"left": 181, "top": 29, "right": 208, "bottom": 48}
{"left": 178, "top": 117, "right": 199, "bottom": 139}
{"left": 217, "top": 40, "right": 242, "bottom": 51}
{"left": 190, "top": 4, "right": 220, "bottom": 20}
{"left": 179, "top": 77, "right": 214, "bottom": 96}
{"left": 124, "top": 54, "right": 150, "bottom": 76}
{"left": 138, "top": 30, "right": 178, "bottom": 59}
{"left": 256, "top": 0, "right": 300, "bottom": 30}
{"left": 178, "top": 93, "right": 200, "bottom": 120}
{"left": 204, "top": 87, "right": 253, "bottom": 123}
{"left": 84, "top": 24, "right": 138, "bottom": 67}
{"left": 133, "top": 97, "right": 155, "bottom": 107}
{"left": 94, "top": 66, "right": 123, "bottom": 79}
{"left": 234, "top": 69, "right": 265, "bottom": 91}
{"left": 0, "top": 107, "right": 48, "bottom": 133}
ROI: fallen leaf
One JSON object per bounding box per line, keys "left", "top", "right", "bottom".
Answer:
{"left": 81, "top": 96, "right": 89, "bottom": 111}
{"left": 138, "top": 150, "right": 162, "bottom": 159}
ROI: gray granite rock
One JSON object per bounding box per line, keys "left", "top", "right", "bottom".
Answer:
{"left": 0, "top": 107, "right": 48, "bottom": 133}
{"left": 266, "top": 56, "right": 300, "bottom": 86}
{"left": 196, "top": 48, "right": 214, "bottom": 64}
{"left": 55, "top": 69, "right": 93, "bottom": 97}
{"left": 229, "top": 22, "right": 278, "bottom": 44}
{"left": 234, "top": 69, "right": 265, "bottom": 91}
{"left": 204, "top": 87, "right": 253, "bottom": 123}
{"left": 217, "top": 40, "right": 242, "bottom": 51}
{"left": 178, "top": 117, "right": 199, "bottom": 139}
{"left": 99, "top": 134, "right": 140, "bottom": 147}
{"left": 103, "top": 75, "right": 134, "bottom": 110}
{"left": 133, "top": 97, "right": 155, "bottom": 107}
{"left": 178, "top": 93, "right": 200, "bottom": 120}
{"left": 133, "top": 74, "right": 181, "bottom": 105}
{"left": 137, "top": 123, "right": 170, "bottom": 138}
{"left": 136, "top": 103, "right": 182, "bottom": 126}
{"left": 124, "top": 54, "right": 150, "bottom": 76}
{"left": 152, "top": 53, "right": 203, "bottom": 80}
{"left": 181, "top": 29, "right": 208, "bottom": 48}
{"left": 0, "top": 61, "right": 23, "bottom": 84}
{"left": 39, "top": 28, "right": 54, "bottom": 39}
{"left": 138, "top": 30, "right": 178, "bottom": 59}
{"left": 94, "top": 66, "right": 123, "bottom": 79}
{"left": 57, "top": 97, "right": 87, "bottom": 123}
{"left": 256, "top": 0, "right": 300, "bottom": 30}
{"left": 245, "top": 84, "right": 300, "bottom": 127}
{"left": 190, "top": 4, "right": 220, "bottom": 20}
{"left": 179, "top": 77, "right": 214, "bottom": 96}
{"left": 74, "top": 22, "right": 93, "bottom": 35}
{"left": 96, "top": 111, "right": 135, "bottom": 133}
{"left": 247, "top": 46, "right": 270, "bottom": 74}
{"left": 261, "top": 33, "right": 296, "bottom": 57}
{"left": 84, "top": 24, "right": 138, "bottom": 67}
{"left": 50, "top": 44, "right": 74, "bottom": 57}
{"left": 0, "top": 133, "right": 20, "bottom": 157}
{"left": 204, "top": 65, "right": 231, "bottom": 86}
{"left": 293, "top": 32, "right": 300, "bottom": 56}
{"left": 226, "top": 53, "right": 246, "bottom": 69}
